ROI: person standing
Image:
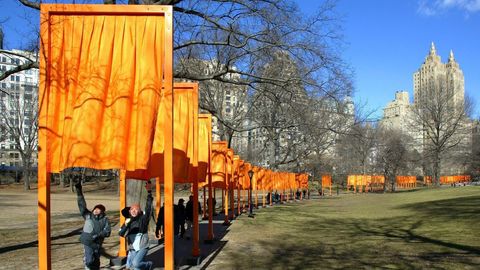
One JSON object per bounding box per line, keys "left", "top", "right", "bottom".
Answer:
{"left": 119, "top": 181, "right": 154, "bottom": 270}
{"left": 185, "top": 195, "right": 202, "bottom": 239}
{"left": 75, "top": 182, "right": 111, "bottom": 270}
{"left": 155, "top": 203, "right": 165, "bottom": 242}
{"left": 174, "top": 198, "right": 186, "bottom": 238}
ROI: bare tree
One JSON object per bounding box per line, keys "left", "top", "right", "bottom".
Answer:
{"left": 410, "top": 80, "right": 473, "bottom": 186}
{"left": 11, "top": 0, "right": 352, "bottom": 132}
{"left": 374, "top": 128, "right": 411, "bottom": 192}
{"left": 0, "top": 81, "right": 38, "bottom": 190}
{"left": 8, "top": 0, "right": 353, "bottom": 196}
{"left": 335, "top": 121, "right": 378, "bottom": 178}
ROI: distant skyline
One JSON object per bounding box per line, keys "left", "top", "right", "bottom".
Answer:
{"left": 1, "top": 0, "right": 479, "bottom": 118}
{"left": 296, "top": 0, "right": 480, "bottom": 119}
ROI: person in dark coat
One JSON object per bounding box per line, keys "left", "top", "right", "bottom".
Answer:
{"left": 75, "top": 182, "right": 111, "bottom": 270}
{"left": 119, "top": 182, "right": 153, "bottom": 270}
{"left": 155, "top": 203, "right": 165, "bottom": 241}
{"left": 174, "top": 198, "right": 186, "bottom": 238}
{"left": 185, "top": 195, "right": 202, "bottom": 239}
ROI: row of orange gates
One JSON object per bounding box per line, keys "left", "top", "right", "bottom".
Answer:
{"left": 320, "top": 175, "right": 471, "bottom": 193}
{"left": 36, "top": 4, "right": 309, "bottom": 270}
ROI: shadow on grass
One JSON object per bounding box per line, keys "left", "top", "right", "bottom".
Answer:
{"left": 398, "top": 195, "right": 480, "bottom": 222}
{"left": 216, "top": 195, "right": 480, "bottom": 269}
{"left": 0, "top": 227, "right": 83, "bottom": 254}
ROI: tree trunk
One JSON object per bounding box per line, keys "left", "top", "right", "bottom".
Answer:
{"left": 60, "top": 172, "right": 65, "bottom": 188}
{"left": 127, "top": 180, "right": 147, "bottom": 209}
{"left": 433, "top": 152, "right": 441, "bottom": 187}
{"left": 70, "top": 175, "right": 74, "bottom": 192}
{"left": 21, "top": 158, "right": 31, "bottom": 190}
{"left": 23, "top": 170, "right": 30, "bottom": 190}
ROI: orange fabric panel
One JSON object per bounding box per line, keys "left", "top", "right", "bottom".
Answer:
{"left": 251, "top": 166, "right": 260, "bottom": 190}
{"left": 226, "top": 149, "right": 234, "bottom": 178}
{"left": 322, "top": 175, "right": 332, "bottom": 187}
{"left": 255, "top": 167, "right": 265, "bottom": 190}
{"left": 197, "top": 114, "right": 212, "bottom": 183}
{"left": 243, "top": 162, "right": 252, "bottom": 190}
{"left": 125, "top": 83, "right": 199, "bottom": 182}
{"left": 41, "top": 12, "right": 167, "bottom": 173}
{"left": 396, "top": 176, "right": 416, "bottom": 184}
{"left": 210, "top": 141, "right": 228, "bottom": 189}
{"left": 238, "top": 160, "right": 246, "bottom": 189}
{"left": 232, "top": 155, "right": 240, "bottom": 189}
{"left": 439, "top": 175, "right": 470, "bottom": 184}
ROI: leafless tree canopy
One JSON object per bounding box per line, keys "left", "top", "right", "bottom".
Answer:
{"left": 0, "top": 82, "right": 38, "bottom": 190}
{"left": 410, "top": 78, "right": 473, "bottom": 185}
{"left": 4, "top": 0, "right": 353, "bottom": 179}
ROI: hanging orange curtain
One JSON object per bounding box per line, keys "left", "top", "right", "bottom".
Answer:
{"left": 227, "top": 149, "right": 234, "bottom": 183}
{"left": 197, "top": 114, "right": 212, "bottom": 183}
{"left": 233, "top": 155, "right": 240, "bottom": 190}
{"left": 125, "top": 83, "right": 198, "bottom": 182}
{"left": 238, "top": 160, "right": 246, "bottom": 189}
{"left": 322, "top": 175, "right": 332, "bottom": 188}
{"left": 206, "top": 141, "right": 228, "bottom": 189}
{"left": 41, "top": 13, "right": 167, "bottom": 173}
{"left": 243, "top": 162, "right": 252, "bottom": 190}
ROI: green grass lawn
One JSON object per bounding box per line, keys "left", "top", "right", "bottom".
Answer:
{"left": 209, "top": 186, "right": 480, "bottom": 269}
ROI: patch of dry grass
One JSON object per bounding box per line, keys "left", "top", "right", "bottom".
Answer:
{"left": 209, "top": 186, "right": 480, "bottom": 269}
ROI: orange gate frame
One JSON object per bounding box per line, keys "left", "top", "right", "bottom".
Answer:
{"left": 38, "top": 4, "right": 173, "bottom": 270}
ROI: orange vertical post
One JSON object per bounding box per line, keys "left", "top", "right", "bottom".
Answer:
{"left": 37, "top": 142, "right": 51, "bottom": 270}
{"left": 192, "top": 174, "right": 200, "bottom": 257}
{"left": 237, "top": 186, "right": 241, "bottom": 215}
{"left": 155, "top": 177, "right": 161, "bottom": 219}
{"left": 207, "top": 182, "right": 214, "bottom": 240}
{"left": 38, "top": 5, "right": 51, "bottom": 270}
{"left": 229, "top": 186, "right": 235, "bottom": 219}
{"left": 164, "top": 8, "right": 174, "bottom": 269}
{"left": 207, "top": 143, "right": 214, "bottom": 241}
{"left": 262, "top": 189, "right": 266, "bottom": 207}
{"left": 119, "top": 171, "right": 127, "bottom": 257}
{"left": 202, "top": 187, "right": 207, "bottom": 220}
{"left": 223, "top": 162, "right": 230, "bottom": 225}
{"left": 270, "top": 189, "right": 273, "bottom": 206}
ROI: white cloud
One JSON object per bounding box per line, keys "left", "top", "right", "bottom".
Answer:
{"left": 417, "top": 0, "right": 480, "bottom": 16}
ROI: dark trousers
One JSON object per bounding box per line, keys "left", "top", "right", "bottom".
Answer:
{"left": 175, "top": 221, "right": 185, "bottom": 237}
{"left": 83, "top": 244, "right": 100, "bottom": 270}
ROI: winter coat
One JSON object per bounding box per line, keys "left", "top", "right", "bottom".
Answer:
{"left": 119, "top": 193, "right": 153, "bottom": 251}
{"left": 77, "top": 192, "right": 111, "bottom": 249}
{"left": 185, "top": 200, "right": 202, "bottom": 221}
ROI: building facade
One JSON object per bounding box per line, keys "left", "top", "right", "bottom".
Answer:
{"left": 413, "top": 42, "right": 464, "bottom": 109}
{"left": 381, "top": 43, "right": 471, "bottom": 175}
{"left": 0, "top": 49, "right": 39, "bottom": 168}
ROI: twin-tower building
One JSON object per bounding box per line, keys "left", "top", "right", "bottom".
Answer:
{"left": 383, "top": 42, "right": 465, "bottom": 131}
{"left": 381, "top": 42, "right": 473, "bottom": 174}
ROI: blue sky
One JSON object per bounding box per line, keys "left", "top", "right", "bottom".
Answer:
{"left": 297, "top": 0, "right": 480, "bottom": 118}
{"left": 1, "top": 0, "right": 479, "bottom": 118}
